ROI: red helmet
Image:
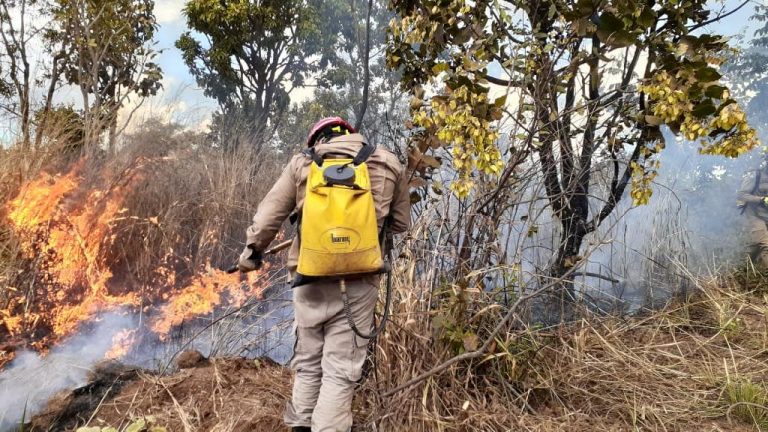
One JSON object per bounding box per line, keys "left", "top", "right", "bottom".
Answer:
{"left": 306, "top": 117, "right": 356, "bottom": 147}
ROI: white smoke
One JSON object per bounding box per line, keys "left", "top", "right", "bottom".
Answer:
{"left": 0, "top": 313, "right": 136, "bottom": 432}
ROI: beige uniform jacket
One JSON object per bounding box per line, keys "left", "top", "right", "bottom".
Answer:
{"left": 738, "top": 168, "right": 768, "bottom": 220}
{"left": 246, "top": 133, "right": 411, "bottom": 270}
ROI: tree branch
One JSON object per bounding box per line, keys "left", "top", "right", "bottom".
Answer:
{"left": 688, "top": 0, "right": 750, "bottom": 32}
{"left": 483, "top": 73, "right": 521, "bottom": 87}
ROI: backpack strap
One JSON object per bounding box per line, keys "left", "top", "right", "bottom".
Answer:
{"left": 303, "top": 147, "right": 325, "bottom": 167}
{"left": 305, "top": 141, "right": 376, "bottom": 166}
{"left": 352, "top": 142, "right": 377, "bottom": 166}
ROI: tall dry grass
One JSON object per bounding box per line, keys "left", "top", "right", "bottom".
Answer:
{"left": 100, "top": 120, "right": 285, "bottom": 284}
{"left": 53, "top": 227, "right": 768, "bottom": 431}
{"left": 5, "top": 111, "right": 766, "bottom": 432}
{"left": 357, "top": 230, "right": 768, "bottom": 431}
{"left": 0, "top": 118, "right": 287, "bottom": 359}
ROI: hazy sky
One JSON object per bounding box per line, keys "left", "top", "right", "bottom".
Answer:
{"left": 143, "top": 0, "right": 760, "bottom": 128}
{"left": 125, "top": 0, "right": 215, "bottom": 130}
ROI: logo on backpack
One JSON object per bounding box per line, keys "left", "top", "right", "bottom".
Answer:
{"left": 331, "top": 233, "right": 351, "bottom": 245}
{"left": 320, "top": 228, "right": 360, "bottom": 251}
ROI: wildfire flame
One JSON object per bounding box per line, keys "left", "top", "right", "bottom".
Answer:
{"left": 1, "top": 158, "right": 275, "bottom": 367}
{"left": 105, "top": 328, "right": 138, "bottom": 360}
{"left": 150, "top": 263, "right": 269, "bottom": 338}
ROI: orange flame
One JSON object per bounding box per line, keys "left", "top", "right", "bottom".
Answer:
{"left": 149, "top": 263, "right": 270, "bottom": 338}
{"left": 5, "top": 162, "right": 142, "bottom": 340}
{"left": 105, "top": 328, "right": 138, "bottom": 360}
{"left": 1, "top": 158, "right": 277, "bottom": 366}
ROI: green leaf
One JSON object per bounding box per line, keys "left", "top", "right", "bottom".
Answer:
{"left": 691, "top": 100, "right": 716, "bottom": 118}
{"left": 597, "top": 12, "right": 624, "bottom": 32}
{"left": 125, "top": 419, "right": 146, "bottom": 432}
{"left": 695, "top": 67, "right": 722, "bottom": 82}
{"left": 637, "top": 8, "right": 656, "bottom": 27}
{"left": 705, "top": 84, "right": 727, "bottom": 99}
{"left": 610, "top": 30, "right": 637, "bottom": 48}
{"left": 432, "top": 62, "right": 450, "bottom": 75}
{"left": 597, "top": 29, "right": 635, "bottom": 48}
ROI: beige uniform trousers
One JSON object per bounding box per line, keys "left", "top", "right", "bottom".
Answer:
{"left": 745, "top": 206, "right": 768, "bottom": 267}
{"left": 283, "top": 276, "right": 378, "bottom": 431}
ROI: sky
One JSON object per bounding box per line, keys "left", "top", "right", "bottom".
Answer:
{"left": 122, "top": 0, "right": 215, "bottom": 130}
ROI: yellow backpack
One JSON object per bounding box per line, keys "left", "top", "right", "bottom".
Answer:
{"left": 294, "top": 143, "right": 384, "bottom": 286}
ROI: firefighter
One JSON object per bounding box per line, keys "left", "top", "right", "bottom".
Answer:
{"left": 237, "top": 117, "right": 411, "bottom": 432}
{"left": 738, "top": 155, "right": 768, "bottom": 268}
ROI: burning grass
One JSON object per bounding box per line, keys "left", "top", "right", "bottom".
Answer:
{"left": 0, "top": 121, "right": 285, "bottom": 368}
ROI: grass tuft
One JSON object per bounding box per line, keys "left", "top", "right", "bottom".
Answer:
{"left": 724, "top": 379, "right": 768, "bottom": 430}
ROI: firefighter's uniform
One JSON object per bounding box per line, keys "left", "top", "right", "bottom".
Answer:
{"left": 738, "top": 166, "right": 768, "bottom": 267}
{"left": 245, "top": 133, "right": 410, "bottom": 431}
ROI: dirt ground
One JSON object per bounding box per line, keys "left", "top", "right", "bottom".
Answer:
{"left": 24, "top": 349, "right": 761, "bottom": 432}
{"left": 29, "top": 352, "right": 292, "bottom": 432}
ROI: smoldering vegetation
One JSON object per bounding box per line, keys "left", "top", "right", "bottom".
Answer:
{"left": 0, "top": 313, "right": 134, "bottom": 430}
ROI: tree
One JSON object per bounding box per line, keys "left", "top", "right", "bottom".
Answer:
{"left": 388, "top": 0, "right": 758, "bottom": 297}
{"left": 0, "top": 0, "right": 69, "bottom": 161}
{"left": 722, "top": 4, "right": 768, "bottom": 130}
{"left": 276, "top": 0, "right": 407, "bottom": 150}
{"left": 176, "top": 0, "right": 338, "bottom": 151}
{"left": 47, "top": 0, "right": 163, "bottom": 152}
{"left": 33, "top": 104, "right": 85, "bottom": 154}
{"left": 0, "top": 0, "right": 38, "bottom": 152}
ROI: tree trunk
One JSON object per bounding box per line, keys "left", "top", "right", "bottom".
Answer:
{"left": 34, "top": 54, "right": 63, "bottom": 151}
{"left": 108, "top": 114, "right": 117, "bottom": 154}
{"left": 354, "top": 0, "right": 373, "bottom": 131}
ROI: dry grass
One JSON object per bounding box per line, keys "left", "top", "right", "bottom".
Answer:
{"left": 28, "top": 356, "right": 291, "bottom": 432}
{"left": 6, "top": 117, "right": 768, "bottom": 431}
{"left": 0, "top": 119, "right": 286, "bottom": 359}
{"left": 356, "top": 266, "right": 768, "bottom": 431}
{"left": 28, "top": 266, "right": 768, "bottom": 432}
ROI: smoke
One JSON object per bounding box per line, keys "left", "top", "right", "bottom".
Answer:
{"left": 481, "top": 91, "right": 768, "bottom": 314}
{"left": 0, "top": 312, "right": 136, "bottom": 432}
{"left": 578, "top": 94, "right": 768, "bottom": 308}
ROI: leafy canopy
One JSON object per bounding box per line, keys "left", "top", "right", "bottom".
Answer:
{"left": 176, "top": 0, "right": 340, "bottom": 144}
{"left": 48, "top": 0, "right": 163, "bottom": 101}
{"left": 388, "top": 0, "right": 759, "bottom": 204}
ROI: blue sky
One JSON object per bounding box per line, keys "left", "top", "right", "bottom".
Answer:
{"left": 126, "top": 1, "right": 216, "bottom": 129}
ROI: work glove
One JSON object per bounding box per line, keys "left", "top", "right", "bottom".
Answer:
{"left": 762, "top": 197, "right": 768, "bottom": 207}
{"left": 237, "top": 244, "right": 263, "bottom": 273}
